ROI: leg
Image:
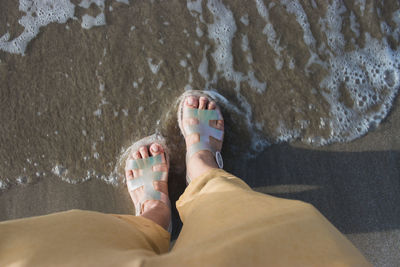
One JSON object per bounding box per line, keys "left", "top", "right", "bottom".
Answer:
{"left": 0, "top": 143, "right": 171, "bottom": 266}
{"left": 0, "top": 210, "right": 169, "bottom": 266}
{"left": 157, "top": 94, "right": 371, "bottom": 266}
{"left": 170, "top": 170, "right": 370, "bottom": 266}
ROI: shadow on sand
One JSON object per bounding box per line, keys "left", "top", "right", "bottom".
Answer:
{"left": 168, "top": 143, "right": 400, "bottom": 239}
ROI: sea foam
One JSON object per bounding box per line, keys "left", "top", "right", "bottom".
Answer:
{"left": 185, "top": 0, "right": 400, "bottom": 148}
{"left": 0, "top": 0, "right": 75, "bottom": 55}
{"left": 1, "top": 0, "right": 399, "bottom": 188}
{"left": 0, "top": 0, "right": 131, "bottom": 55}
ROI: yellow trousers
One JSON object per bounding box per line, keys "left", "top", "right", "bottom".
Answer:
{"left": 0, "top": 169, "right": 370, "bottom": 266}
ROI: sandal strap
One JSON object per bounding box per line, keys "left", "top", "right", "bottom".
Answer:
{"left": 126, "top": 154, "right": 165, "bottom": 215}
{"left": 183, "top": 107, "right": 224, "bottom": 185}
{"left": 183, "top": 107, "right": 223, "bottom": 158}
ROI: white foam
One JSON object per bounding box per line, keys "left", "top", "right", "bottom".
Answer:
{"left": 116, "top": 0, "right": 129, "bottom": 4}
{"left": 180, "top": 59, "right": 188, "bottom": 67}
{"left": 93, "top": 109, "right": 102, "bottom": 117}
{"left": 391, "top": 10, "right": 400, "bottom": 42}
{"left": 79, "top": 0, "right": 104, "bottom": 8}
{"left": 52, "top": 165, "right": 68, "bottom": 176}
{"left": 241, "top": 34, "right": 253, "bottom": 64}
{"left": 355, "top": 0, "right": 366, "bottom": 16}
{"left": 0, "top": 0, "right": 126, "bottom": 55}
{"left": 16, "top": 176, "right": 31, "bottom": 185}
{"left": 0, "top": 179, "right": 9, "bottom": 190}
{"left": 349, "top": 12, "right": 360, "bottom": 38}
{"left": 147, "top": 58, "right": 162, "bottom": 74}
{"left": 281, "top": 0, "right": 316, "bottom": 48}
{"left": 280, "top": 0, "right": 326, "bottom": 74}
{"left": 319, "top": 34, "right": 400, "bottom": 144}
{"left": 196, "top": 26, "right": 203, "bottom": 37}
{"left": 187, "top": 0, "right": 203, "bottom": 18}
{"left": 247, "top": 71, "right": 266, "bottom": 93}
{"left": 319, "top": 1, "right": 347, "bottom": 52}
{"left": 255, "top": 0, "right": 284, "bottom": 70}
{"left": 0, "top": 0, "right": 75, "bottom": 55}
{"left": 198, "top": 45, "right": 211, "bottom": 83}
{"left": 81, "top": 13, "right": 106, "bottom": 29}
{"left": 240, "top": 14, "right": 249, "bottom": 26}
{"left": 79, "top": 0, "right": 106, "bottom": 29}
{"left": 186, "top": 0, "right": 269, "bottom": 153}
{"left": 206, "top": 0, "right": 266, "bottom": 93}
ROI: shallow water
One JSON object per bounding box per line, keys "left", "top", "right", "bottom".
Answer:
{"left": 0, "top": 0, "right": 399, "bottom": 187}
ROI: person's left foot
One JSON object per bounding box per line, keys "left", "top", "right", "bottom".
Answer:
{"left": 125, "top": 143, "right": 171, "bottom": 231}
{"left": 182, "top": 95, "right": 224, "bottom": 181}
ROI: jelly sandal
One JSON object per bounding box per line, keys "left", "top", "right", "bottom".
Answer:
{"left": 177, "top": 90, "right": 224, "bottom": 184}
{"left": 124, "top": 134, "right": 172, "bottom": 233}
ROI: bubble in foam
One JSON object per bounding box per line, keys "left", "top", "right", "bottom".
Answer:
{"left": 319, "top": 34, "right": 400, "bottom": 144}
{"left": 384, "top": 69, "right": 397, "bottom": 87}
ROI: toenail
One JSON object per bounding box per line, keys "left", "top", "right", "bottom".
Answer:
{"left": 151, "top": 145, "right": 159, "bottom": 152}
{"left": 188, "top": 97, "right": 193, "bottom": 105}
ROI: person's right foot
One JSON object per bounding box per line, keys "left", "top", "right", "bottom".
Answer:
{"left": 182, "top": 95, "right": 224, "bottom": 181}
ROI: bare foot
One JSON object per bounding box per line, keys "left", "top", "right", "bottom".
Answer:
{"left": 125, "top": 143, "right": 171, "bottom": 231}
{"left": 182, "top": 95, "right": 224, "bottom": 181}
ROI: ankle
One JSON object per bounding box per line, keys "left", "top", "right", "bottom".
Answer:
{"left": 187, "top": 151, "right": 218, "bottom": 180}
{"left": 140, "top": 200, "right": 171, "bottom": 230}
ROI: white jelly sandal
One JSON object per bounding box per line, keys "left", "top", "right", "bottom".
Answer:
{"left": 124, "top": 134, "right": 172, "bottom": 233}
{"left": 177, "top": 90, "right": 224, "bottom": 184}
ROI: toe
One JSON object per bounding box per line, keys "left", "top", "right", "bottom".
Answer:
{"left": 139, "top": 146, "right": 149, "bottom": 158}
{"left": 199, "top": 96, "right": 208, "bottom": 109}
{"left": 127, "top": 151, "right": 141, "bottom": 179}
{"left": 208, "top": 101, "right": 216, "bottom": 110}
{"left": 150, "top": 143, "right": 163, "bottom": 155}
{"left": 207, "top": 101, "right": 224, "bottom": 130}
{"left": 132, "top": 151, "right": 141, "bottom": 160}
{"left": 185, "top": 96, "right": 199, "bottom": 108}
{"left": 216, "top": 119, "right": 224, "bottom": 130}
{"left": 150, "top": 143, "right": 167, "bottom": 164}
{"left": 153, "top": 181, "right": 168, "bottom": 195}
{"left": 125, "top": 169, "right": 134, "bottom": 181}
